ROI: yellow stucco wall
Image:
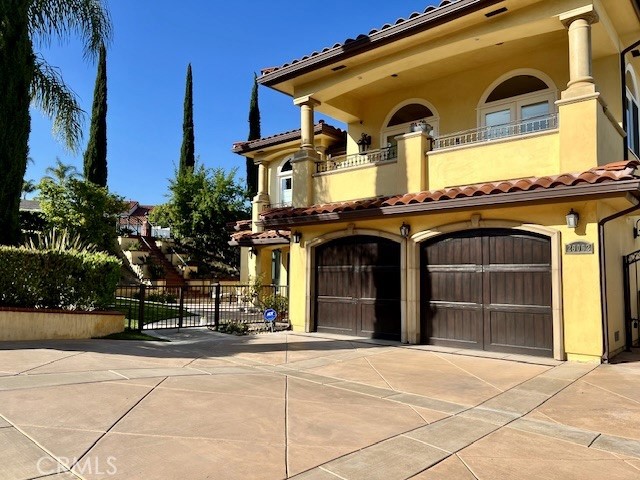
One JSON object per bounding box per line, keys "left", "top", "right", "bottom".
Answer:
{"left": 428, "top": 131, "right": 560, "bottom": 189}
{"left": 286, "top": 200, "right": 622, "bottom": 362}
{"left": 0, "top": 310, "right": 124, "bottom": 341}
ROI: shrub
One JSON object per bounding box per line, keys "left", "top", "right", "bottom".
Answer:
{"left": 218, "top": 321, "right": 248, "bottom": 335}
{"left": 260, "top": 294, "right": 288, "bottom": 314}
{"left": 146, "top": 292, "right": 177, "bottom": 304}
{"left": 126, "top": 241, "right": 142, "bottom": 251}
{"left": 0, "top": 246, "right": 121, "bottom": 310}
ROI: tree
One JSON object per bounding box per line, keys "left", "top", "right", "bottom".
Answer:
{"left": 246, "top": 73, "right": 261, "bottom": 197}
{"left": 179, "top": 63, "right": 195, "bottom": 175}
{"left": 0, "top": 0, "right": 112, "bottom": 245}
{"left": 150, "top": 163, "right": 249, "bottom": 269}
{"left": 38, "top": 172, "right": 126, "bottom": 253}
{"left": 43, "top": 157, "right": 80, "bottom": 184}
{"left": 22, "top": 179, "right": 36, "bottom": 199}
{"left": 83, "top": 43, "right": 108, "bottom": 186}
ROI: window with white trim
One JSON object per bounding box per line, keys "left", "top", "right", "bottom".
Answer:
{"left": 382, "top": 102, "right": 438, "bottom": 148}
{"left": 480, "top": 75, "right": 556, "bottom": 139}
{"left": 277, "top": 158, "right": 292, "bottom": 207}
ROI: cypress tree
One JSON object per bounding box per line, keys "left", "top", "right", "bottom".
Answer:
{"left": 179, "top": 64, "right": 195, "bottom": 175}
{"left": 83, "top": 43, "right": 108, "bottom": 187}
{"left": 246, "top": 73, "right": 261, "bottom": 198}
{"left": 0, "top": 0, "right": 33, "bottom": 245}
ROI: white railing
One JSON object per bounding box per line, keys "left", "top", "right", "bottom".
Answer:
{"left": 316, "top": 145, "right": 398, "bottom": 173}
{"left": 434, "top": 113, "right": 558, "bottom": 150}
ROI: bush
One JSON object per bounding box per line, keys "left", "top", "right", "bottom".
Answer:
{"left": 0, "top": 246, "right": 121, "bottom": 310}
{"left": 218, "top": 321, "right": 248, "bottom": 335}
{"left": 260, "top": 294, "right": 288, "bottom": 314}
{"left": 146, "top": 292, "right": 177, "bottom": 304}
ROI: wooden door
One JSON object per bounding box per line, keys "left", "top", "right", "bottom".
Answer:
{"left": 315, "top": 236, "right": 401, "bottom": 340}
{"left": 421, "top": 229, "right": 553, "bottom": 356}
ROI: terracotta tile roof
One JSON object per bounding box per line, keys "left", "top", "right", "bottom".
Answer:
{"left": 261, "top": 161, "right": 640, "bottom": 225}
{"left": 229, "top": 229, "right": 291, "bottom": 247}
{"left": 232, "top": 121, "right": 345, "bottom": 154}
{"left": 226, "top": 219, "right": 252, "bottom": 232}
{"left": 259, "top": 0, "right": 498, "bottom": 86}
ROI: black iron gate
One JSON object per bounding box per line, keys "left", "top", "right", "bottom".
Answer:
{"left": 114, "top": 283, "right": 289, "bottom": 332}
{"left": 623, "top": 249, "right": 640, "bottom": 351}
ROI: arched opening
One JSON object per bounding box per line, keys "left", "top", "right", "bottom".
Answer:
{"left": 277, "top": 157, "right": 293, "bottom": 207}
{"left": 381, "top": 99, "right": 438, "bottom": 148}
{"left": 479, "top": 71, "right": 557, "bottom": 139}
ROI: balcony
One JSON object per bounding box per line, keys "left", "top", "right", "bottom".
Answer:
{"left": 433, "top": 113, "right": 558, "bottom": 150}
{"left": 316, "top": 145, "right": 398, "bottom": 173}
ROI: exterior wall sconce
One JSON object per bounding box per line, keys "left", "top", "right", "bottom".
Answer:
{"left": 400, "top": 222, "right": 411, "bottom": 238}
{"left": 357, "top": 133, "right": 372, "bottom": 154}
{"left": 249, "top": 247, "right": 257, "bottom": 257}
{"left": 633, "top": 219, "right": 640, "bottom": 239}
{"left": 566, "top": 209, "right": 579, "bottom": 229}
{"left": 292, "top": 231, "right": 302, "bottom": 244}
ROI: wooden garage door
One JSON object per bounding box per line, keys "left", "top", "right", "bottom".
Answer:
{"left": 315, "top": 236, "right": 401, "bottom": 340}
{"left": 421, "top": 229, "right": 553, "bottom": 356}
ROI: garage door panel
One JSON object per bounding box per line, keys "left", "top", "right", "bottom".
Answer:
{"left": 316, "top": 267, "right": 354, "bottom": 298}
{"left": 359, "top": 266, "right": 401, "bottom": 299}
{"left": 359, "top": 300, "right": 401, "bottom": 340}
{"left": 487, "top": 311, "right": 553, "bottom": 353}
{"left": 427, "top": 270, "right": 482, "bottom": 304}
{"left": 316, "top": 299, "right": 358, "bottom": 335}
{"left": 426, "top": 306, "right": 483, "bottom": 346}
{"left": 488, "top": 271, "right": 552, "bottom": 306}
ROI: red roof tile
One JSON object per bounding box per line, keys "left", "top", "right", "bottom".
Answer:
{"left": 261, "top": 161, "right": 640, "bottom": 223}
{"left": 229, "top": 229, "right": 291, "bottom": 246}
{"left": 232, "top": 121, "right": 345, "bottom": 154}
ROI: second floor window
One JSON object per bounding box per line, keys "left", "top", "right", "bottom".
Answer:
{"left": 382, "top": 101, "right": 439, "bottom": 148}
{"left": 627, "top": 68, "right": 640, "bottom": 158}
{"left": 278, "top": 158, "right": 292, "bottom": 207}
{"left": 480, "top": 73, "right": 556, "bottom": 139}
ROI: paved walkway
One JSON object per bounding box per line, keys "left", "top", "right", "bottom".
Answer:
{"left": 1, "top": 330, "right": 640, "bottom": 479}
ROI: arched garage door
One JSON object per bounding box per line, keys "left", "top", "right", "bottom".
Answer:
{"left": 315, "top": 236, "right": 401, "bottom": 340}
{"left": 421, "top": 229, "right": 553, "bottom": 356}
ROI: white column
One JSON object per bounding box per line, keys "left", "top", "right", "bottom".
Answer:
{"left": 560, "top": 6, "right": 599, "bottom": 97}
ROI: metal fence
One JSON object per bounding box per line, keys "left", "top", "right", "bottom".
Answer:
{"left": 113, "top": 283, "right": 289, "bottom": 332}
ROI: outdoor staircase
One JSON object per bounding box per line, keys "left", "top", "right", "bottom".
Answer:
{"left": 140, "top": 236, "right": 186, "bottom": 287}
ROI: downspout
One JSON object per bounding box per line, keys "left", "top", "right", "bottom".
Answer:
{"left": 599, "top": 202, "right": 640, "bottom": 363}
{"left": 620, "top": 39, "right": 640, "bottom": 160}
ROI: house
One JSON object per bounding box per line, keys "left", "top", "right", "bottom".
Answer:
{"left": 118, "top": 201, "right": 170, "bottom": 238}
{"left": 231, "top": 0, "right": 640, "bottom": 363}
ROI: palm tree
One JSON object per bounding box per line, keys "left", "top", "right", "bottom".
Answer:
{"left": 0, "top": 0, "right": 112, "bottom": 245}
{"left": 42, "top": 158, "right": 80, "bottom": 185}
{"left": 21, "top": 179, "right": 37, "bottom": 199}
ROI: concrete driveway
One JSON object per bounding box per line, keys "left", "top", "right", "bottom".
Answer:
{"left": 1, "top": 329, "right": 640, "bottom": 479}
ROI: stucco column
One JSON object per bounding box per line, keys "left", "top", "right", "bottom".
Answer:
{"left": 252, "top": 160, "right": 269, "bottom": 233}
{"left": 294, "top": 95, "right": 320, "bottom": 150}
{"left": 560, "top": 6, "right": 599, "bottom": 98}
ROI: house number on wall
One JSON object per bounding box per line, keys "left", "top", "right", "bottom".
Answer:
{"left": 565, "top": 241, "right": 594, "bottom": 255}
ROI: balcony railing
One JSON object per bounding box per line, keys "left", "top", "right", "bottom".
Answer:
{"left": 433, "top": 113, "right": 558, "bottom": 150}
{"left": 316, "top": 145, "right": 398, "bottom": 173}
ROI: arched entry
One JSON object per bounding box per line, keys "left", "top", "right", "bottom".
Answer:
{"left": 421, "top": 228, "right": 553, "bottom": 356}
{"left": 315, "top": 235, "right": 401, "bottom": 340}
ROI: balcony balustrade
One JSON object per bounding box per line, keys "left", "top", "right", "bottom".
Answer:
{"left": 316, "top": 145, "right": 398, "bottom": 173}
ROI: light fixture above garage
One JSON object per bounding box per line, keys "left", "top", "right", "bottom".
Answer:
{"left": 292, "top": 231, "right": 302, "bottom": 244}
{"left": 400, "top": 222, "right": 411, "bottom": 238}
{"left": 566, "top": 209, "right": 579, "bottom": 229}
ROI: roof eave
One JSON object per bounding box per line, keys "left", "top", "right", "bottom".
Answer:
{"left": 260, "top": 181, "right": 640, "bottom": 228}
{"left": 229, "top": 237, "right": 291, "bottom": 247}
{"left": 258, "top": 0, "right": 502, "bottom": 88}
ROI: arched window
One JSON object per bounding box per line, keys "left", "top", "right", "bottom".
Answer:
{"left": 381, "top": 100, "right": 439, "bottom": 148}
{"left": 277, "top": 157, "right": 293, "bottom": 207}
{"left": 626, "top": 66, "right": 639, "bottom": 158}
{"left": 479, "top": 71, "right": 556, "bottom": 139}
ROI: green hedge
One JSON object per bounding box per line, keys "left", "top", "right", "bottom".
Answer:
{"left": 0, "top": 247, "right": 121, "bottom": 310}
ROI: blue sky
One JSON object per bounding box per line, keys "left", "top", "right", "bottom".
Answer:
{"left": 27, "top": 1, "right": 437, "bottom": 204}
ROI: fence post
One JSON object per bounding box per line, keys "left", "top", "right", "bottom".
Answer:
{"left": 214, "top": 283, "right": 221, "bottom": 330}
{"left": 178, "top": 286, "right": 184, "bottom": 329}
{"left": 138, "top": 284, "right": 146, "bottom": 332}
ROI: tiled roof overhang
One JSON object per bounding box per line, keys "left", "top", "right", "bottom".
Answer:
{"left": 228, "top": 229, "right": 291, "bottom": 247}
{"left": 232, "top": 122, "right": 345, "bottom": 154}
{"left": 258, "top": 0, "right": 503, "bottom": 87}
{"left": 260, "top": 161, "right": 640, "bottom": 228}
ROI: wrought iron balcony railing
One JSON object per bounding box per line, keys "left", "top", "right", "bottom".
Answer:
{"left": 433, "top": 113, "right": 558, "bottom": 150}
{"left": 316, "top": 145, "right": 398, "bottom": 173}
